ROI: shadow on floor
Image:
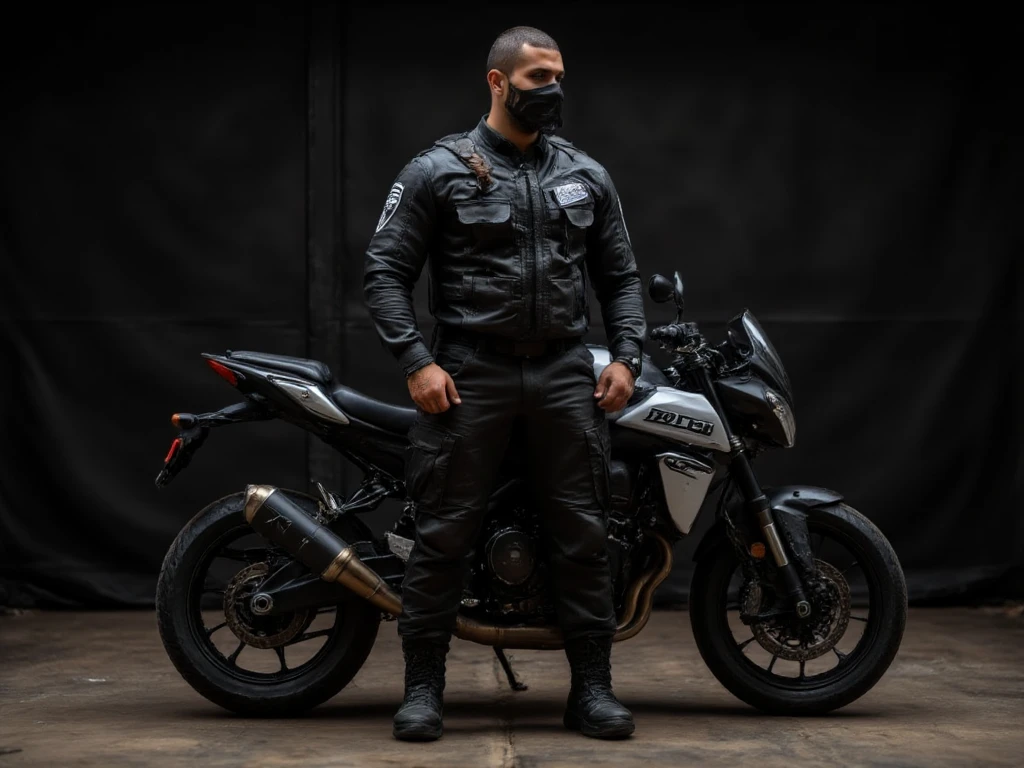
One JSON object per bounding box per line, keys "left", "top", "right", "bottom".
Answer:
{"left": 172, "top": 696, "right": 916, "bottom": 723}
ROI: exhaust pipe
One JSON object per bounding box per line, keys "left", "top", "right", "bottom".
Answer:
{"left": 243, "top": 484, "right": 673, "bottom": 650}
{"left": 243, "top": 484, "right": 401, "bottom": 616}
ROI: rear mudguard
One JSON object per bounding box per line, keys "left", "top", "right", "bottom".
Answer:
{"left": 693, "top": 485, "right": 844, "bottom": 578}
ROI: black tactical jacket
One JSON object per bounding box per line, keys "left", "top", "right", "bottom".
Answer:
{"left": 363, "top": 116, "right": 647, "bottom": 377}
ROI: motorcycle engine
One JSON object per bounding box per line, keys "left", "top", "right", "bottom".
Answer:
{"left": 487, "top": 528, "right": 535, "bottom": 587}
{"left": 388, "top": 458, "right": 643, "bottom": 625}
{"left": 471, "top": 512, "right": 551, "bottom": 622}
{"left": 465, "top": 459, "right": 641, "bottom": 624}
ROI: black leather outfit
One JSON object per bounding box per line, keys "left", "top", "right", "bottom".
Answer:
{"left": 363, "top": 116, "right": 646, "bottom": 645}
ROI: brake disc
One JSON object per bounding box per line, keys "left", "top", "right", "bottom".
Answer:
{"left": 222, "top": 562, "right": 311, "bottom": 650}
{"left": 742, "top": 559, "right": 852, "bottom": 662}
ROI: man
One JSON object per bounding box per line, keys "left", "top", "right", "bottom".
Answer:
{"left": 363, "top": 25, "right": 646, "bottom": 742}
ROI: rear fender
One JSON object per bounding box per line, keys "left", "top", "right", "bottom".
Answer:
{"left": 154, "top": 401, "right": 271, "bottom": 488}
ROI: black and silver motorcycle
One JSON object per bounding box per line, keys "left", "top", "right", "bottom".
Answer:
{"left": 155, "top": 272, "right": 907, "bottom": 717}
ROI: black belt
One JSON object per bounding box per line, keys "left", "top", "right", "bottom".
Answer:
{"left": 437, "top": 328, "right": 581, "bottom": 358}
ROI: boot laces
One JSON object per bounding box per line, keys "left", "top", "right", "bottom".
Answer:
{"left": 569, "top": 638, "right": 615, "bottom": 700}
{"left": 403, "top": 646, "right": 446, "bottom": 706}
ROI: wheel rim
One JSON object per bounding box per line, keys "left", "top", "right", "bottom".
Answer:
{"left": 714, "top": 516, "right": 884, "bottom": 690}
{"left": 186, "top": 522, "right": 348, "bottom": 684}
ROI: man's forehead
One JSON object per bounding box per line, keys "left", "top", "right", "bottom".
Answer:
{"left": 516, "top": 43, "right": 564, "bottom": 73}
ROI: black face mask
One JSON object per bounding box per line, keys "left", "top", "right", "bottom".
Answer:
{"left": 504, "top": 80, "right": 563, "bottom": 134}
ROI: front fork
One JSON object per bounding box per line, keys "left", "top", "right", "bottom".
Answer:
{"left": 696, "top": 369, "right": 812, "bottom": 618}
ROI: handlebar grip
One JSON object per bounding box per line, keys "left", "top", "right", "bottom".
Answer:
{"left": 649, "top": 324, "right": 682, "bottom": 342}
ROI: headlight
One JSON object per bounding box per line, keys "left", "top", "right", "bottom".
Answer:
{"left": 764, "top": 389, "right": 796, "bottom": 447}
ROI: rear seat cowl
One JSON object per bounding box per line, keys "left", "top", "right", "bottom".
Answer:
{"left": 226, "top": 351, "right": 332, "bottom": 385}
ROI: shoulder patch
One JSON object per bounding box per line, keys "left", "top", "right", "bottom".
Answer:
{"left": 375, "top": 182, "right": 404, "bottom": 233}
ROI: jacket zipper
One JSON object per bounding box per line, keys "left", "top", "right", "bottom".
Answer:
{"left": 524, "top": 167, "right": 540, "bottom": 337}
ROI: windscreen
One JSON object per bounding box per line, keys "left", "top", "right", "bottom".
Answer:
{"left": 726, "top": 310, "right": 794, "bottom": 404}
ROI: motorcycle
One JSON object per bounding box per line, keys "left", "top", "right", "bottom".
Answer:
{"left": 154, "top": 272, "right": 907, "bottom": 717}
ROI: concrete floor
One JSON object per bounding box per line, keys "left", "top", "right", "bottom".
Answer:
{"left": 1, "top": 607, "right": 1022, "bottom": 767}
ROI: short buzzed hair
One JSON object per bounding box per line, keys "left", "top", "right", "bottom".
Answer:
{"left": 486, "top": 26, "right": 560, "bottom": 74}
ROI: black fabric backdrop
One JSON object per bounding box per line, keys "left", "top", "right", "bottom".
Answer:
{"left": 0, "top": 3, "right": 1019, "bottom": 609}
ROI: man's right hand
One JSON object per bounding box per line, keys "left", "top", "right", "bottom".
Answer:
{"left": 407, "top": 363, "right": 461, "bottom": 413}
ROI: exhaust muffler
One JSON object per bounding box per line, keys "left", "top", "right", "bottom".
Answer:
{"left": 242, "top": 484, "right": 673, "bottom": 650}
{"left": 243, "top": 484, "right": 401, "bottom": 616}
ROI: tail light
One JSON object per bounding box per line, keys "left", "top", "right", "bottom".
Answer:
{"left": 164, "top": 437, "right": 183, "bottom": 463}
{"left": 206, "top": 359, "right": 238, "bottom": 386}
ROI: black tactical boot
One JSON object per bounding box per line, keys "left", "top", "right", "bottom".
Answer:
{"left": 563, "top": 636, "right": 635, "bottom": 739}
{"left": 393, "top": 637, "right": 448, "bottom": 741}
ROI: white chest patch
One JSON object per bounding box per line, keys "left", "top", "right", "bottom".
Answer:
{"left": 553, "top": 182, "right": 588, "bottom": 207}
{"left": 376, "top": 182, "right": 404, "bottom": 233}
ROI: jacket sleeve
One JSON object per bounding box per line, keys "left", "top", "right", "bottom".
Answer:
{"left": 585, "top": 165, "right": 647, "bottom": 363}
{"left": 362, "top": 155, "right": 437, "bottom": 377}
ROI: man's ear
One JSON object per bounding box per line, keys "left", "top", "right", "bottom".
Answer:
{"left": 486, "top": 69, "right": 504, "bottom": 96}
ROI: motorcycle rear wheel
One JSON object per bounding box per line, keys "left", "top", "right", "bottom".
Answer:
{"left": 156, "top": 490, "right": 381, "bottom": 716}
{"left": 689, "top": 502, "right": 907, "bottom": 715}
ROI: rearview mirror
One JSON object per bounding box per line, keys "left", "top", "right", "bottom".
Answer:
{"left": 647, "top": 274, "right": 675, "bottom": 304}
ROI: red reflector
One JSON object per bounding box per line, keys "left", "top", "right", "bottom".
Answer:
{"left": 164, "top": 438, "right": 183, "bottom": 464}
{"left": 206, "top": 360, "right": 238, "bottom": 386}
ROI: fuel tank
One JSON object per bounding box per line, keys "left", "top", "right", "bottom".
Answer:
{"left": 586, "top": 345, "right": 730, "bottom": 454}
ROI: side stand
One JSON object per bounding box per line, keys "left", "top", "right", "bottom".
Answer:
{"left": 494, "top": 647, "right": 528, "bottom": 692}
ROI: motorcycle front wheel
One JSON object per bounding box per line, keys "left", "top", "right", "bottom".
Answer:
{"left": 689, "top": 502, "right": 907, "bottom": 715}
{"left": 156, "top": 490, "right": 381, "bottom": 716}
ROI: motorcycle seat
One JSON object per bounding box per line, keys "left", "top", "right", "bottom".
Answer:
{"left": 226, "top": 350, "right": 332, "bottom": 385}
{"left": 331, "top": 384, "right": 416, "bottom": 434}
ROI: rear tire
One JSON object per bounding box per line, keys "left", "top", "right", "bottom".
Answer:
{"left": 156, "top": 491, "right": 381, "bottom": 716}
{"left": 689, "top": 502, "right": 907, "bottom": 715}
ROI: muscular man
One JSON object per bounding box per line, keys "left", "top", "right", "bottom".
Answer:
{"left": 363, "top": 25, "right": 646, "bottom": 741}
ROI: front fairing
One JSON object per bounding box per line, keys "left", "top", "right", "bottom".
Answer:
{"left": 726, "top": 310, "right": 794, "bottom": 405}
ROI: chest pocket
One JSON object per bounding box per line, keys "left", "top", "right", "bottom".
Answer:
{"left": 546, "top": 182, "right": 595, "bottom": 258}
{"left": 455, "top": 199, "right": 513, "bottom": 247}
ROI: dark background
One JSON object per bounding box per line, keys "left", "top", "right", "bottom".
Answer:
{"left": 1, "top": 2, "right": 1019, "bottom": 609}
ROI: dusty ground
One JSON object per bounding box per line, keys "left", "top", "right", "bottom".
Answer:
{"left": 2, "top": 607, "right": 1023, "bottom": 767}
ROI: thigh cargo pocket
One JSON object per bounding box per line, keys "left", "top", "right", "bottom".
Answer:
{"left": 404, "top": 421, "right": 459, "bottom": 512}
{"left": 583, "top": 423, "right": 612, "bottom": 512}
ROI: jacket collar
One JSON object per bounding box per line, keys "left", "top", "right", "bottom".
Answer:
{"left": 471, "top": 115, "right": 548, "bottom": 163}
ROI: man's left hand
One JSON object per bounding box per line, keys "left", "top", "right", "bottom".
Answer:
{"left": 594, "top": 362, "right": 635, "bottom": 412}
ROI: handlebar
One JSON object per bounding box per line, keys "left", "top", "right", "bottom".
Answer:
{"left": 649, "top": 322, "right": 729, "bottom": 375}
{"left": 649, "top": 322, "right": 701, "bottom": 346}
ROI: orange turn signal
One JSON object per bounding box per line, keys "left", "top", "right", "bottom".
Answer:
{"left": 750, "top": 542, "right": 766, "bottom": 559}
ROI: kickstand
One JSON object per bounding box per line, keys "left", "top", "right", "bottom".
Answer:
{"left": 494, "top": 647, "right": 528, "bottom": 691}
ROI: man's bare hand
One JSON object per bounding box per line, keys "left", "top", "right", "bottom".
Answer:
{"left": 407, "top": 363, "right": 461, "bottom": 413}
{"left": 594, "top": 361, "right": 634, "bottom": 412}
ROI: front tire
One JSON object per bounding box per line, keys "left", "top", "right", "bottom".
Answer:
{"left": 689, "top": 502, "right": 907, "bottom": 715}
{"left": 156, "top": 491, "right": 381, "bottom": 716}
